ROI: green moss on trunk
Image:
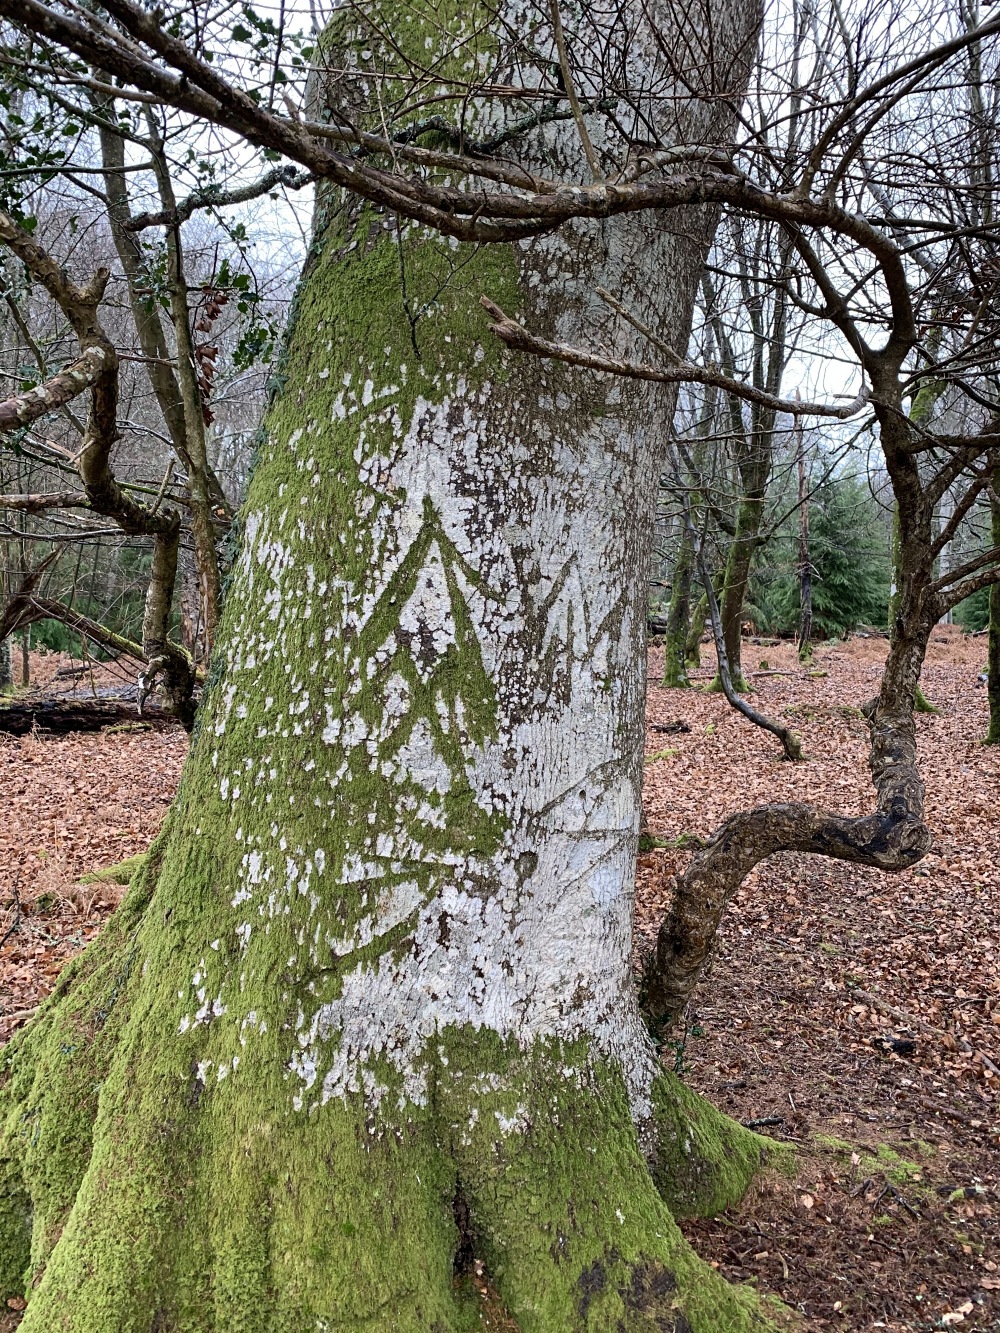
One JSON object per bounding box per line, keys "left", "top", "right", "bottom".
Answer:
{"left": 715, "top": 494, "right": 765, "bottom": 694}
{"left": 0, "top": 221, "right": 780, "bottom": 1330}
{"left": 662, "top": 531, "right": 694, "bottom": 689}
{"left": 686, "top": 593, "right": 707, "bottom": 671}
{"left": 0, "top": 3, "right": 776, "bottom": 1322}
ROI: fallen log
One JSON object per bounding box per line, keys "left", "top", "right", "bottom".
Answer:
{"left": 0, "top": 693, "right": 179, "bottom": 735}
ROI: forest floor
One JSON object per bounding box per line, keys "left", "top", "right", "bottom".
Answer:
{"left": 1, "top": 630, "right": 997, "bottom": 1332}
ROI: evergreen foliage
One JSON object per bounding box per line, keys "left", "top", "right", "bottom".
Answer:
{"left": 753, "top": 473, "right": 891, "bottom": 639}
{"left": 954, "top": 585, "right": 990, "bottom": 632}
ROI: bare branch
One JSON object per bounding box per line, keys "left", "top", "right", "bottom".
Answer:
{"left": 0, "top": 492, "right": 90, "bottom": 512}
{"left": 0, "top": 347, "right": 110, "bottom": 433}
{"left": 123, "top": 164, "right": 314, "bottom": 232}
{"left": 480, "top": 297, "right": 869, "bottom": 418}
{"left": 546, "top": 0, "right": 604, "bottom": 183}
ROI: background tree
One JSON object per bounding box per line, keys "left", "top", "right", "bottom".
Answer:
{"left": 0, "top": 45, "right": 300, "bottom": 714}
{"left": 477, "top": 1, "right": 1000, "bottom": 1019}
{"left": 751, "top": 468, "right": 892, "bottom": 641}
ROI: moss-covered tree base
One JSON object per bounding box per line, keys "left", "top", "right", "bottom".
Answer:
{"left": 661, "top": 651, "right": 692, "bottom": 689}
{"left": 706, "top": 672, "right": 751, "bottom": 695}
{"left": 0, "top": 892, "right": 786, "bottom": 1331}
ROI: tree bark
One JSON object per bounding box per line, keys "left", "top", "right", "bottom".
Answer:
{"left": 0, "top": 694, "right": 177, "bottom": 735}
{"left": 685, "top": 589, "right": 708, "bottom": 669}
{"left": 0, "top": 3, "right": 774, "bottom": 1328}
{"left": 714, "top": 458, "right": 768, "bottom": 693}
{"left": 661, "top": 525, "right": 693, "bottom": 687}
{"left": 988, "top": 475, "right": 1000, "bottom": 744}
{"left": 795, "top": 413, "right": 812, "bottom": 662}
{"left": 0, "top": 635, "right": 11, "bottom": 693}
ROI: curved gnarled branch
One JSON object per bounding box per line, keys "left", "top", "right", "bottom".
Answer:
{"left": 642, "top": 657, "right": 931, "bottom": 1032}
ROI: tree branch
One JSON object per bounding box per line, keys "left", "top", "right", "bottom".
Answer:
{"left": 546, "top": 0, "right": 604, "bottom": 182}
{"left": 480, "top": 297, "right": 869, "bottom": 418}
{"left": 122, "top": 163, "right": 313, "bottom": 232}
{"left": 0, "top": 347, "right": 110, "bottom": 433}
{"left": 0, "top": 491, "right": 90, "bottom": 512}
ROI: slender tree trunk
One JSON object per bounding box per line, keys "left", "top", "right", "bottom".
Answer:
{"left": 987, "top": 476, "right": 1000, "bottom": 744}
{"left": 99, "top": 108, "right": 227, "bottom": 666}
{"left": 0, "top": 4, "right": 773, "bottom": 1327}
{"left": 18, "top": 629, "right": 28, "bottom": 687}
{"left": 147, "top": 122, "right": 223, "bottom": 650}
{"left": 662, "top": 526, "right": 693, "bottom": 687}
{"left": 898, "top": 375, "right": 945, "bottom": 711}
{"left": 686, "top": 589, "right": 708, "bottom": 668}
{"left": 179, "top": 549, "right": 207, "bottom": 664}
{"left": 716, "top": 493, "right": 764, "bottom": 690}
{"left": 0, "top": 635, "right": 12, "bottom": 692}
{"left": 795, "top": 413, "right": 812, "bottom": 662}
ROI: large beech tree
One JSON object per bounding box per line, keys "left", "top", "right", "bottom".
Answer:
{"left": 3, "top": 0, "right": 1000, "bottom": 1327}
{"left": 0, "top": 0, "right": 780, "bottom": 1329}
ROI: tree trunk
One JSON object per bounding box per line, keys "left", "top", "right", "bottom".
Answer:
{"left": 0, "top": 7, "right": 773, "bottom": 1329}
{"left": 685, "top": 589, "right": 708, "bottom": 669}
{"left": 661, "top": 527, "right": 693, "bottom": 687}
{"left": 795, "top": 415, "right": 812, "bottom": 663}
{"left": 988, "top": 476, "right": 1000, "bottom": 744}
{"left": 0, "top": 694, "right": 177, "bottom": 736}
{"left": 0, "top": 636, "right": 11, "bottom": 692}
{"left": 715, "top": 493, "right": 764, "bottom": 690}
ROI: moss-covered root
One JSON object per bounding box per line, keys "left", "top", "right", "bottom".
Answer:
{"left": 649, "top": 1071, "right": 792, "bottom": 1220}
{"left": 78, "top": 852, "right": 148, "bottom": 886}
{"left": 913, "top": 684, "right": 940, "bottom": 715}
{"left": 447, "top": 1041, "right": 780, "bottom": 1333}
{"left": 0, "top": 837, "right": 168, "bottom": 1304}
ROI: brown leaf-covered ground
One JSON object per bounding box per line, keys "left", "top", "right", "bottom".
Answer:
{"left": 643, "top": 627, "right": 998, "bottom": 1333}
{"left": 0, "top": 651, "right": 186, "bottom": 1044}
{"left": 1, "top": 632, "right": 997, "bottom": 1331}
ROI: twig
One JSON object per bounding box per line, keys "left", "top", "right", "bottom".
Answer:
{"left": 876, "top": 1181, "right": 920, "bottom": 1218}
{"left": 0, "top": 876, "right": 22, "bottom": 949}
{"left": 547, "top": 0, "right": 604, "bottom": 182}
{"left": 903, "top": 1092, "right": 983, "bottom": 1129}
{"left": 0, "top": 1007, "right": 37, "bottom": 1026}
